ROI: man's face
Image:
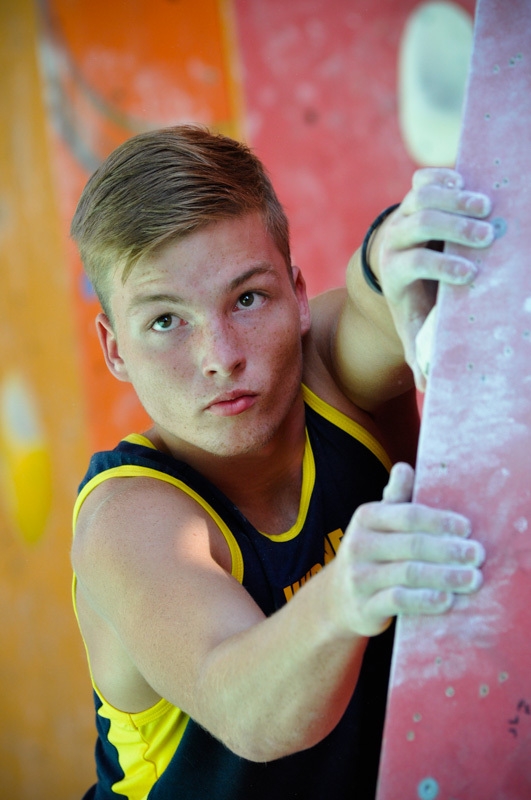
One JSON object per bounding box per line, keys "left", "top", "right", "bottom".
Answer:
{"left": 97, "top": 213, "right": 311, "bottom": 460}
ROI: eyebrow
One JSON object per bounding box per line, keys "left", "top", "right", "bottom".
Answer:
{"left": 129, "top": 264, "right": 278, "bottom": 313}
{"left": 128, "top": 292, "right": 186, "bottom": 313}
{"left": 227, "top": 264, "right": 277, "bottom": 292}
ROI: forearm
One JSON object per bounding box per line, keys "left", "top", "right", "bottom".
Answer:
{"left": 333, "top": 246, "right": 413, "bottom": 411}
{"left": 344, "top": 245, "right": 403, "bottom": 354}
{"left": 192, "top": 457, "right": 484, "bottom": 763}
{"left": 192, "top": 562, "right": 368, "bottom": 761}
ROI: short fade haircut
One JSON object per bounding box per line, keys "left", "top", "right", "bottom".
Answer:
{"left": 70, "top": 125, "right": 291, "bottom": 316}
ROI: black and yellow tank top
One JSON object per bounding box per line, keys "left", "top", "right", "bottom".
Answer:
{"left": 74, "top": 385, "right": 394, "bottom": 800}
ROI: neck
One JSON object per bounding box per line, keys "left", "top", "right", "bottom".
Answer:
{"left": 149, "top": 395, "right": 307, "bottom": 535}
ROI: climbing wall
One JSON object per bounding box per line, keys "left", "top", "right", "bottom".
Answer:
{"left": 377, "top": 1, "right": 531, "bottom": 796}
{"left": 0, "top": 1, "right": 476, "bottom": 797}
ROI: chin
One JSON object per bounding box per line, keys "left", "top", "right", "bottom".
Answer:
{"left": 207, "top": 436, "right": 271, "bottom": 460}
{"left": 204, "top": 422, "right": 280, "bottom": 460}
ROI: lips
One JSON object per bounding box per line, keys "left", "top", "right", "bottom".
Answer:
{"left": 206, "top": 391, "right": 258, "bottom": 417}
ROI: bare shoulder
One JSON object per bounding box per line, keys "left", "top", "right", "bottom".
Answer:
{"left": 73, "top": 476, "right": 264, "bottom": 714}
{"left": 303, "top": 288, "right": 347, "bottom": 402}
{"left": 303, "top": 288, "right": 378, "bottom": 425}
{"left": 303, "top": 288, "right": 419, "bottom": 465}
{"left": 307, "top": 287, "right": 346, "bottom": 352}
{"left": 73, "top": 475, "right": 233, "bottom": 580}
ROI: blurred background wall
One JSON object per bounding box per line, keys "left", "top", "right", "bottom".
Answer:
{"left": 0, "top": 0, "right": 475, "bottom": 796}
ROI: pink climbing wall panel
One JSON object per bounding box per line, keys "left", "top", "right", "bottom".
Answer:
{"left": 234, "top": 0, "right": 453, "bottom": 298}
{"left": 377, "top": 0, "right": 531, "bottom": 797}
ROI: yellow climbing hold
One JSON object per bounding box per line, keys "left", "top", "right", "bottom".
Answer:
{"left": 0, "top": 373, "right": 52, "bottom": 545}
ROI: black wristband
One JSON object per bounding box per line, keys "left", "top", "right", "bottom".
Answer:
{"left": 360, "top": 203, "right": 400, "bottom": 294}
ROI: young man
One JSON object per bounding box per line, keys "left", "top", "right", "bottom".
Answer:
{"left": 70, "top": 126, "right": 493, "bottom": 799}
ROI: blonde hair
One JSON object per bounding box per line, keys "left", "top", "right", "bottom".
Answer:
{"left": 71, "top": 126, "right": 291, "bottom": 315}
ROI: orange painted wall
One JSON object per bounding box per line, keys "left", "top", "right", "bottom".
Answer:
{"left": 0, "top": 1, "right": 93, "bottom": 796}
{"left": 0, "top": 1, "right": 475, "bottom": 796}
{"left": 39, "top": 0, "right": 244, "bottom": 452}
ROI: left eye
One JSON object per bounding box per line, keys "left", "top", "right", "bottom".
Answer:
{"left": 152, "top": 314, "right": 178, "bottom": 331}
{"left": 236, "top": 292, "right": 264, "bottom": 310}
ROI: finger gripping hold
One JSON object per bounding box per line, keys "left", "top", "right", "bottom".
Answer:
{"left": 392, "top": 587, "right": 453, "bottom": 615}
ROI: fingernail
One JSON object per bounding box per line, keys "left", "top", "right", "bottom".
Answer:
{"left": 454, "top": 567, "right": 483, "bottom": 591}
{"left": 452, "top": 258, "right": 478, "bottom": 281}
{"left": 473, "top": 542, "right": 486, "bottom": 566}
{"left": 461, "top": 541, "right": 485, "bottom": 566}
{"left": 473, "top": 221, "right": 495, "bottom": 244}
{"left": 431, "top": 590, "right": 453, "bottom": 608}
{"left": 468, "top": 569, "right": 483, "bottom": 591}
{"left": 464, "top": 193, "right": 492, "bottom": 216}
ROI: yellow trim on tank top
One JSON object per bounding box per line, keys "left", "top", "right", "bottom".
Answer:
{"left": 301, "top": 384, "right": 392, "bottom": 472}
{"left": 257, "top": 428, "right": 314, "bottom": 542}
{"left": 73, "top": 463, "right": 244, "bottom": 583}
{"left": 97, "top": 697, "right": 189, "bottom": 800}
{"left": 122, "top": 432, "right": 157, "bottom": 449}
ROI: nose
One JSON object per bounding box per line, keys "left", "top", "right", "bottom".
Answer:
{"left": 199, "top": 319, "right": 246, "bottom": 378}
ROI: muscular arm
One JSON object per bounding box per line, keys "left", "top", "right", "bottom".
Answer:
{"left": 74, "top": 477, "right": 367, "bottom": 761}
{"left": 306, "top": 287, "right": 420, "bottom": 465}
{"left": 73, "top": 467, "right": 484, "bottom": 762}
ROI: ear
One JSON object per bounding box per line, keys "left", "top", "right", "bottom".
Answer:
{"left": 95, "top": 313, "right": 131, "bottom": 383}
{"left": 291, "top": 265, "right": 312, "bottom": 336}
